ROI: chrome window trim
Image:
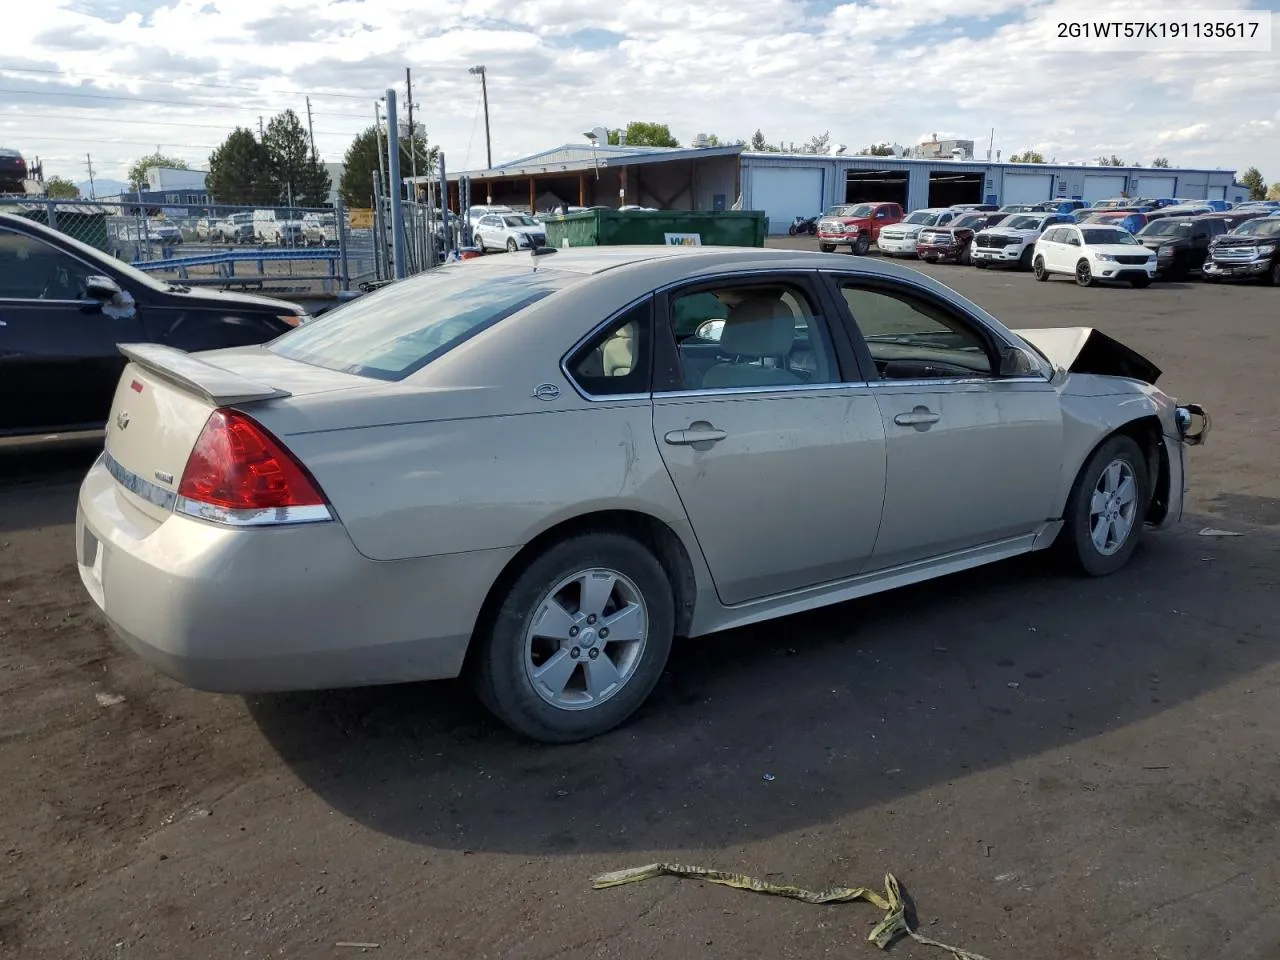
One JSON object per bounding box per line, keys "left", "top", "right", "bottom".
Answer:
{"left": 559, "top": 293, "right": 657, "bottom": 402}
{"left": 103, "top": 451, "right": 177, "bottom": 512}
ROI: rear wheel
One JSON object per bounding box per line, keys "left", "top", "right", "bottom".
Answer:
{"left": 1033, "top": 256, "right": 1049, "bottom": 281}
{"left": 1075, "top": 259, "right": 1095, "bottom": 287}
{"left": 853, "top": 235, "right": 870, "bottom": 255}
{"left": 471, "top": 533, "right": 675, "bottom": 743}
{"left": 1058, "top": 435, "right": 1150, "bottom": 577}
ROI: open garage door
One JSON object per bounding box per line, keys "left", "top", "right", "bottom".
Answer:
{"left": 1136, "top": 175, "right": 1176, "bottom": 198}
{"left": 1082, "top": 174, "right": 1127, "bottom": 204}
{"left": 1001, "top": 172, "right": 1053, "bottom": 205}
{"left": 749, "top": 167, "right": 825, "bottom": 234}
{"left": 928, "top": 171, "right": 983, "bottom": 207}
{"left": 846, "top": 169, "right": 908, "bottom": 209}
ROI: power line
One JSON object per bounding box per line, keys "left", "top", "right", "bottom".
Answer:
{"left": 0, "top": 63, "right": 373, "bottom": 101}
{"left": 0, "top": 85, "right": 374, "bottom": 117}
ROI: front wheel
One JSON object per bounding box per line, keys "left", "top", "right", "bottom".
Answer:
{"left": 506, "top": 238, "right": 518, "bottom": 253}
{"left": 1075, "top": 259, "right": 1095, "bottom": 287}
{"left": 470, "top": 533, "right": 675, "bottom": 743}
{"left": 788, "top": 225, "right": 800, "bottom": 236}
{"left": 853, "top": 235, "right": 870, "bottom": 255}
{"left": 819, "top": 242, "right": 835, "bottom": 253}
{"left": 961, "top": 245, "right": 973, "bottom": 266}
{"left": 1018, "top": 246, "right": 1035, "bottom": 271}
{"left": 1033, "top": 257, "right": 1049, "bottom": 281}
{"left": 1058, "top": 434, "right": 1150, "bottom": 577}
{"left": 1268, "top": 262, "right": 1280, "bottom": 286}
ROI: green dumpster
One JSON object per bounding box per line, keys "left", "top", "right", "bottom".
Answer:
{"left": 543, "top": 210, "right": 768, "bottom": 249}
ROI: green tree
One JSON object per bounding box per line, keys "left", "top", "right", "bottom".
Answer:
{"left": 859, "top": 143, "right": 895, "bottom": 156}
{"left": 1268, "top": 182, "right": 1280, "bottom": 201}
{"left": 44, "top": 176, "right": 80, "bottom": 199}
{"left": 1151, "top": 157, "right": 1171, "bottom": 168}
{"left": 1009, "top": 150, "right": 1046, "bottom": 163}
{"left": 207, "top": 127, "right": 274, "bottom": 205}
{"left": 804, "top": 131, "right": 831, "bottom": 155}
{"left": 262, "top": 109, "right": 330, "bottom": 206}
{"left": 750, "top": 129, "right": 768, "bottom": 151}
{"left": 1096, "top": 155, "right": 1125, "bottom": 166}
{"left": 127, "top": 152, "right": 188, "bottom": 190}
{"left": 338, "top": 125, "right": 436, "bottom": 208}
{"left": 607, "top": 122, "right": 680, "bottom": 147}
{"left": 1240, "top": 167, "right": 1267, "bottom": 201}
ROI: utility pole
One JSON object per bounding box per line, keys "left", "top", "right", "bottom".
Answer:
{"left": 405, "top": 67, "right": 418, "bottom": 185}
{"left": 85, "top": 153, "right": 96, "bottom": 199}
{"left": 374, "top": 100, "right": 388, "bottom": 196}
{"left": 259, "top": 116, "right": 265, "bottom": 138}
{"left": 384, "top": 88, "right": 406, "bottom": 279}
{"left": 469, "top": 65, "right": 492, "bottom": 169}
{"left": 305, "top": 96, "right": 317, "bottom": 160}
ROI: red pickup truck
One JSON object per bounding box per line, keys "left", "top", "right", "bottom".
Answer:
{"left": 817, "top": 202, "right": 904, "bottom": 254}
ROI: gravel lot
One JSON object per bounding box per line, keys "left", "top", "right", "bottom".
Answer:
{"left": 2, "top": 245, "right": 1278, "bottom": 960}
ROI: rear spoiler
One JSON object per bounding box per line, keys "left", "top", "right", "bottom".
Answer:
{"left": 117, "top": 343, "right": 292, "bottom": 406}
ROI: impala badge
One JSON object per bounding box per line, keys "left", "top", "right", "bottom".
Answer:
{"left": 115, "top": 411, "right": 131, "bottom": 430}
{"left": 154, "top": 470, "right": 174, "bottom": 485}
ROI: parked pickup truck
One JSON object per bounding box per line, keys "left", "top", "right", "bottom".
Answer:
{"left": 877, "top": 207, "right": 959, "bottom": 258}
{"left": 1201, "top": 216, "right": 1280, "bottom": 285}
{"left": 971, "top": 212, "right": 1075, "bottom": 270}
{"left": 916, "top": 212, "right": 1007, "bottom": 265}
{"left": 816, "top": 202, "right": 903, "bottom": 254}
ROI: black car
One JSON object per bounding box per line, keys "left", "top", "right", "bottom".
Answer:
{"left": 0, "top": 147, "right": 27, "bottom": 194}
{"left": 1202, "top": 216, "right": 1280, "bottom": 285}
{"left": 1135, "top": 214, "right": 1232, "bottom": 280}
{"left": 0, "top": 212, "right": 308, "bottom": 437}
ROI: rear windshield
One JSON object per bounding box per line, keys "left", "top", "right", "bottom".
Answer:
{"left": 269, "top": 266, "right": 582, "bottom": 380}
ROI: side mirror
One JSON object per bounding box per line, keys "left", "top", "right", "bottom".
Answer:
{"left": 695, "top": 319, "right": 725, "bottom": 342}
{"left": 84, "top": 275, "right": 122, "bottom": 302}
{"left": 999, "top": 345, "right": 1041, "bottom": 378}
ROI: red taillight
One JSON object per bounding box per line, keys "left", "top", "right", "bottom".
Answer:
{"left": 176, "top": 409, "right": 330, "bottom": 525}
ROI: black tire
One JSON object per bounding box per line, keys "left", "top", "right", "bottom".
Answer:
{"left": 1130, "top": 276, "right": 1152, "bottom": 288}
{"left": 1057, "top": 434, "right": 1150, "bottom": 577}
{"left": 1268, "top": 262, "right": 1280, "bottom": 286}
{"left": 788, "top": 225, "right": 799, "bottom": 236}
{"left": 961, "top": 245, "right": 972, "bottom": 266}
{"left": 853, "top": 235, "right": 870, "bottom": 255}
{"left": 819, "top": 242, "right": 835, "bottom": 253}
{"left": 506, "top": 238, "right": 518, "bottom": 253}
{"left": 1018, "top": 246, "right": 1035, "bottom": 271}
{"left": 1075, "top": 259, "right": 1095, "bottom": 287}
{"left": 470, "top": 533, "right": 675, "bottom": 743}
{"left": 1033, "top": 256, "right": 1049, "bottom": 281}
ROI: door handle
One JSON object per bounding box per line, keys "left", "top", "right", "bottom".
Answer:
{"left": 664, "top": 425, "right": 727, "bottom": 445}
{"left": 894, "top": 407, "right": 941, "bottom": 427}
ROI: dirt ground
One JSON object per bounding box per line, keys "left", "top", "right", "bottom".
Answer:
{"left": 2, "top": 248, "right": 1279, "bottom": 960}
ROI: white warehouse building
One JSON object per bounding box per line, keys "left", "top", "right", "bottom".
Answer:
{"left": 441, "top": 143, "right": 1244, "bottom": 235}
{"left": 740, "top": 154, "right": 1245, "bottom": 233}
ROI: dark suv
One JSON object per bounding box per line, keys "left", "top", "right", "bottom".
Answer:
{"left": 1135, "top": 214, "right": 1230, "bottom": 280}
{"left": 1202, "top": 216, "right": 1280, "bottom": 285}
{"left": 0, "top": 147, "right": 27, "bottom": 193}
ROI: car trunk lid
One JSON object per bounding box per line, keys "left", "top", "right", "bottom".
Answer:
{"left": 103, "top": 344, "right": 365, "bottom": 523}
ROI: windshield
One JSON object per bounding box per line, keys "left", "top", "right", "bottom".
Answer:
{"left": 503, "top": 215, "right": 538, "bottom": 227}
{"left": 903, "top": 210, "right": 939, "bottom": 225}
{"left": 827, "top": 204, "right": 874, "bottom": 217}
{"left": 1081, "top": 228, "right": 1138, "bottom": 245}
{"left": 1004, "top": 215, "right": 1046, "bottom": 231}
{"left": 1139, "top": 221, "right": 1191, "bottom": 238}
{"left": 952, "top": 214, "right": 985, "bottom": 228}
{"left": 1232, "top": 218, "right": 1280, "bottom": 237}
{"left": 269, "top": 266, "right": 582, "bottom": 381}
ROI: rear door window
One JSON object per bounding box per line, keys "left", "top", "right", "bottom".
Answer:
{"left": 269, "top": 267, "right": 583, "bottom": 380}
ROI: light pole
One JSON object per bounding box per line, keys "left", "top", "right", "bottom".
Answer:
{"left": 469, "top": 65, "right": 492, "bottom": 170}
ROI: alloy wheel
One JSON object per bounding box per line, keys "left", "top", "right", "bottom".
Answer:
{"left": 1089, "top": 459, "right": 1138, "bottom": 556}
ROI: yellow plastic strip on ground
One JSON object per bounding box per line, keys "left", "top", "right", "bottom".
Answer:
{"left": 592, "top": 863, "right": 992, "bottom": 960}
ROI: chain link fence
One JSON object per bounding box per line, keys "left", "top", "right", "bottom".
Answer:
{"left": 0, "top": 196, "right": 390, "bottom": 296}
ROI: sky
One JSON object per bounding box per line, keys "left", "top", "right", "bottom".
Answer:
{"left": 2, "top": 0, "right": 1277, "bottom": 188}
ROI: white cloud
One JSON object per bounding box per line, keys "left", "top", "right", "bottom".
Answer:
{"left": 1, "top": 0, "right": 1275, "bottom": 181}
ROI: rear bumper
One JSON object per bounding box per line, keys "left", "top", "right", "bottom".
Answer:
{"left": 76, "top": 456, "right": 516, "bottom": 692}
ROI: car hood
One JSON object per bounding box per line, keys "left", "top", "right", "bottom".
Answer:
{"left": 511, "top": 225, "right": 545, "bottom": 236}
{"left": 886, "top": 222, "right": 931, "bottom": 233}
{"left": 820, "top": 216, "right": 871, "bottom": 227}
{"left": 988, "top": 228, "right": 1040, "bottom": 240}
{"left": 1012, "top": 327, "right": 1161, "bottom": 385}
{"left": 1087, "top": 244, "right": 1152, "bottom": 258}
{"left": 1214, "top": 234, "right": 1277, "bottom": 247}
{"left": 1139, "top": 236, "right": 1185, "bottom": 248}
{"left": 168, "top": 285, "right": 304, "bottom": 315}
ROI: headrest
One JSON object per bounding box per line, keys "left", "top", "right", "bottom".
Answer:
{"left": 718, "top": 297, "right": 795, "bottom": 357}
